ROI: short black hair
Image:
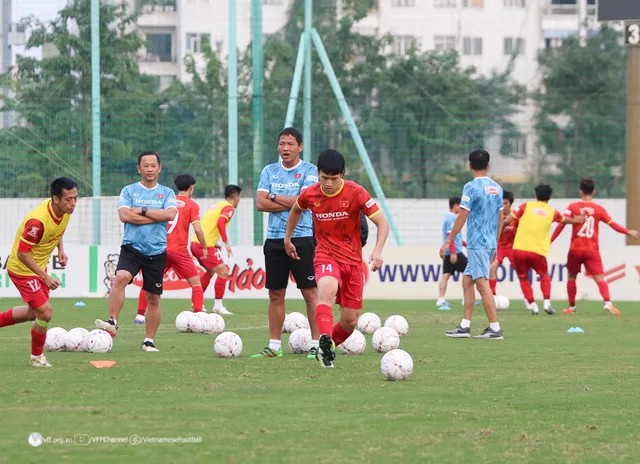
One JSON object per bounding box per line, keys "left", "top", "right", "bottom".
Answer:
{"left": 534, "top": 184, "right": 553, "bottom": 202}
{"left": 224, "top": 184, "right": 242, "bottom": 198}
{"left": 503, "top": 190, "right": 514, "bottom": 205}
{"left": 468, "top": 149, "right": 490, "bottom": 171}
{"left": 138, "top": 151, "right": 160, "bottom": 165}
{"left": 278, "top": 127, "right": 303, "bottom": 146}
{"left": 174, "top": 174, "right": 196, "bottom": 191}
{"left": 50, "top": 177, "right": 77, "bottom": 198}
{"left": 449, "top": 196, "right": 461, "bottom": 209}
{"left": 580, "top": 177, "right": 595, "bottom": 195}
{"left": 317, "top": 149, "right": 346, "bottom": 176}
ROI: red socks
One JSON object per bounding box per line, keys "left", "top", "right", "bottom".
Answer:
{"left": 0, "top": 309, "right": 15, "bottom": 328}
{"left": 214, "top": 277, "right": 227, "bottom": 299}
{"left": 567, "top": 280, "right": 577, "bottom": 306}
{"left": 192, "top": 285, "right": 204, "bottom": 312}
{"left": 137, "top": 290, "right": 147, "bottom": 315}
{"left": 489, "top": 279, "right": 497, "bottom": 295}
{"left": 315, "top": 304, "right": 334, "bottom": 337}
{"left": 201, "top": 271, "right": 213, "bottom": 292}
{"left": 597, "top": 281, "right": 610, "bottom": 302}
{"left": 540, "top": 275, "right": 551, "bottom": 300}
{"left": 519, "top": 278, "right": 535, "bottom": 304}
{"left": 31, "top": 327, "right": 46, "bottom": 356}
{"left": 332, "top": 322, "right": 353, "bottom": 346}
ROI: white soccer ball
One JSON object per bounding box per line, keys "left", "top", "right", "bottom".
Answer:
{"left": 45, "top": 327, "right": 67, "bottom": 352}
{"left": 214, "top": 332, "right": 243, "bottom": 357}
{"left": 204, "top": 313, "right": 225, "bottom": 335}
{"left": 175, "top": 311, "right": 192, "bottom": 332}
{"left": 288, "top": 328, "right": 312, "bottom": 354}
{"left": 194, "top": 312, "right": 215, "bottom": 334}
{"left": 372, "top": 327, "right": 400, "bottom": 353}
{"left": 86, "top": 329, "right": 113, "bottom": 353}
{"left": 495, "top": 295, "right": 510, "bottom": 311}
{"left": 284, "top": 312, "right": 309, "bottom": 333}
{"left": 338, "top": 329, "right": 366, "bottom": 355}
{"left": 357, "top": 312, "right": 381, "bottom": 334}
{"left": 188, "top": 312, "right": 205, "bottom": 333}
{"left": 384, "top": 315, "right": 409, "bottom": 337}
{"left": 65, "top": 327, "right": 89, "bottom": 352}
{"left": 380, "top": 349, "right": 414, "bottom": 381}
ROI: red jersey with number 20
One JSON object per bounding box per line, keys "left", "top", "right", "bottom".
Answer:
{"left": 167, "top": 195, "right": 201, "bottom": 253}
{"left": 296, "top": 180, "right": 381, "bottom": 265}
{"left": 563, "top": 201, "right": 611, "bottom": 252}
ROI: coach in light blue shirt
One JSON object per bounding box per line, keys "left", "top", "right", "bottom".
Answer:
{"left": 95, "top": 152, "right": 176, "bottom": 353}
{"left": 251, "top": 127, "right": 320, "bottom": 358}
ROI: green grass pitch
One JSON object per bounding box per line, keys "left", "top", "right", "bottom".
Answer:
{"left": 0, "top": 297, "right": 638, "bottom": 463}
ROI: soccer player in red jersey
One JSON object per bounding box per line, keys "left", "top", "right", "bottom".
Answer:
{"left": 489, "top": 191, "right": 517, "bottom": 296}
{"left": 551, "top": 178, "right": 638, "bottom": 315}
{"left": 284, "top": 149, "right": 390, "bottom": 368}
{"left": 136, "top": 174, "right": 208, "bottom": 323}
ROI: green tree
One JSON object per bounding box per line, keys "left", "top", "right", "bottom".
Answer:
{"left": 0, "top": 0, "right": 161, "bottom": 197}
{"left": 533, "top": 25, "right": 626, "bottom": 197}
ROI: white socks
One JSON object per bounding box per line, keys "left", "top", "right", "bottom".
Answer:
{"left": 437, "top": 298, "right": 446, "bottom": 305}
{"left": 543, "top": 299, "right": 552, "bottom": 310}
{"left": 144, "top": 338, "right": 153, "bottom": 344}
{"left": 309, "top": 340, "right": 319, "bottom": 348}
{"left": 489, "top": 322, "right": 501, "bottom": 332}
{"left": 269, "top": 339, "right": 281, "bottom": 351}
{"left": 460, "top": 319, "right": 471, "bottom": 329}
{"left": 214, "top": 299, "right": 223, "bottom": 308}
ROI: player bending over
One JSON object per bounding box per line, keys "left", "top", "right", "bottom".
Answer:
{"left": 190, "top": 185, "right": 242, "bottom": 315}
{"left": 551, "top": 178, "right": 638, "bottom": 315}
{"left": 489, "top": 190, "right": 517, "bottom": 297}
{"left": 436, "top": 196, "right": 467, "bottom": 311}
{"left": 506, "top": 184, "right": 584, "bottom": 315}
{"left": 285, "top": 149, "right": 390, "bottom": 368}
{"left": 136, "top": 174, "right": 209, "bottom": 323}
{"left": 0, "top": 178, "right": 78, "bottom": 367}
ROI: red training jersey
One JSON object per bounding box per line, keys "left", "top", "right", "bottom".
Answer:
{"left": 499, "top": 211, "right": 518, "bottom": 249}
{"left": 563, "top": 201, "right": 612, "bottom": 252}
{"left": 296, "top": 180, "right": 381, "bottom": 265}
{"left": 167, "top": 195, "right": 201, "bottom": 253}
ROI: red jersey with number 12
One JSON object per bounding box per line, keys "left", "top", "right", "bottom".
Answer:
{"left": 167, "top": 195, "right": 201, "bottom": 253}
{"left": 296, "top": 180, "right": 381, "bottom": 265}
{"left": 563, "top": 201, "right": 611, "bottom": 252}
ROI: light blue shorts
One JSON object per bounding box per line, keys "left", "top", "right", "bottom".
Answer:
{"left": 464, "top": 248, "right": 495, "bottom": 281}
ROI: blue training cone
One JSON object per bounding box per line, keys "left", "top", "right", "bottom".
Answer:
{"left": 74, "top": 302, "right": 86, "bottom": 307}
{"left": 567, "top": 327, "right": 584, "bottom": 333}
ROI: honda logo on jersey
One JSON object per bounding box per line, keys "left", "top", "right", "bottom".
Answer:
{"left": 315, "top": 211, "right": 349, "bottom": 221}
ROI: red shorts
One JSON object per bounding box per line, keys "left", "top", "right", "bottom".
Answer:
{"left": 566, "top": 249, "right": 603, "bottom": 276}
{"left": 496, "top": 247, "right": 514, "bottom": 265}
{"left": 165, "top": 250, "right": 199, "bottom": 280}
{"left": 315, "top": 258, "right": 364, "bottom": 310}
{"left": 190, "top": 242, "right": 224, "bottom": 270}
{"left": 512, "top": 250, "right": 548, "bottom": 279}
{"left": 8, "top": 270, "right": 50, "bottom": 309}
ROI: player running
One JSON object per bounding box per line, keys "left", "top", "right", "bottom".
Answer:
{"left": 285, "top": 149, "right": 390, "bottom": 368}
{"left": 0, "top": 178, "right": 78, "bottom": 368}
{"left": 506, "top": 184, "right": 584, "bottom": 315}
{"left": 135, "top": 174, "right": 208, "bottom": 323}
{"left": 441, "top": 150, "right": 504, "bottom": 340}
{"left": 489, "top": 191, "right": 517, "bottom": 297}
{"left": 550, "top": 178, "right": 638, "bottom": 315}
{"left": 436, "top": 196, "right": 467, "bottom": 311}
{"left": 190, "top": 184, "right": 242, "bottom": 315}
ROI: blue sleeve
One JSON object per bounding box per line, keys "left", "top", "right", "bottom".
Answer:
{"left": 302, "top": 164, "right": 319, "bottom": 189}
{"left": 164, "top": 188, "right": 177, "bottom": 209}
{"left": 258, "top": 166, "right": 270, "bottom": 192}
{"left": 118, "top": 186, "right": 132, "bottom": 209}
{"left": 460, "top": 183, "right": 473, "bottom": 211}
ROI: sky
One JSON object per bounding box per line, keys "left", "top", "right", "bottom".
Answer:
{"left": 11, "top": 0, "right": 67, "bottom": 60}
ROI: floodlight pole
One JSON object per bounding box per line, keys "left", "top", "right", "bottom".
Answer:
{"left": 303, "top": 0, "right": 312, "bottom": 161}
{"left": 626, "top": 44, "right": 640, "bottom": 245}
{"left": 284, "top": 34, "right": 305, "bottom": 129}
{"left": 252, "top": 0, "right": 264, "bottom": 245}
{"left": 228, "top": 0, "right": 238, "bottom": 245}
{"left": 311, "top": 29, "right": 403, "bottom": 246}
{"left": 91, "top": 0, "right": 101, "bottom": 246}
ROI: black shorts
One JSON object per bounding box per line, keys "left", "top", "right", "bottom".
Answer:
{"left": 264, "top": 237, "right": 316, "bottom": 290}
{"left": 116, "top": 245, "right": 167, "bottom": 295}
{"left": 443, "top": 253, "right": 468, "bottom": 275}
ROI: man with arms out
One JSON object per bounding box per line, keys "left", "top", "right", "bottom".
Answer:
{"left": 251, "top": 127, "right": 320, "bottom": 359}
{"left": 506, "top": 184, "right": 583, "bottom": 315}
{"left": 489, "top": 191, "right": 517, "bottom": 297}
{"left": 96, "top": 152, "right": 177, "bottom": 352}
{"left": 285, "top": 149, "right": 390, "bottom": 368}
{"left": 550, "top": 178, "right": 638, "bottom": 315}
{"left": 436, "top": 197, "right": 467, "bottom": 311}
{"left": 190, "top": 184, "right": 242, "bottom": 315}
{"left": 0, "top": 178, "right": 78, "bottom": 367}
{"left": 136, "top": 174, "right": 208, "bottom": 323}
{"left": 440, "top": 150, "right": 504, "bottom": 339}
